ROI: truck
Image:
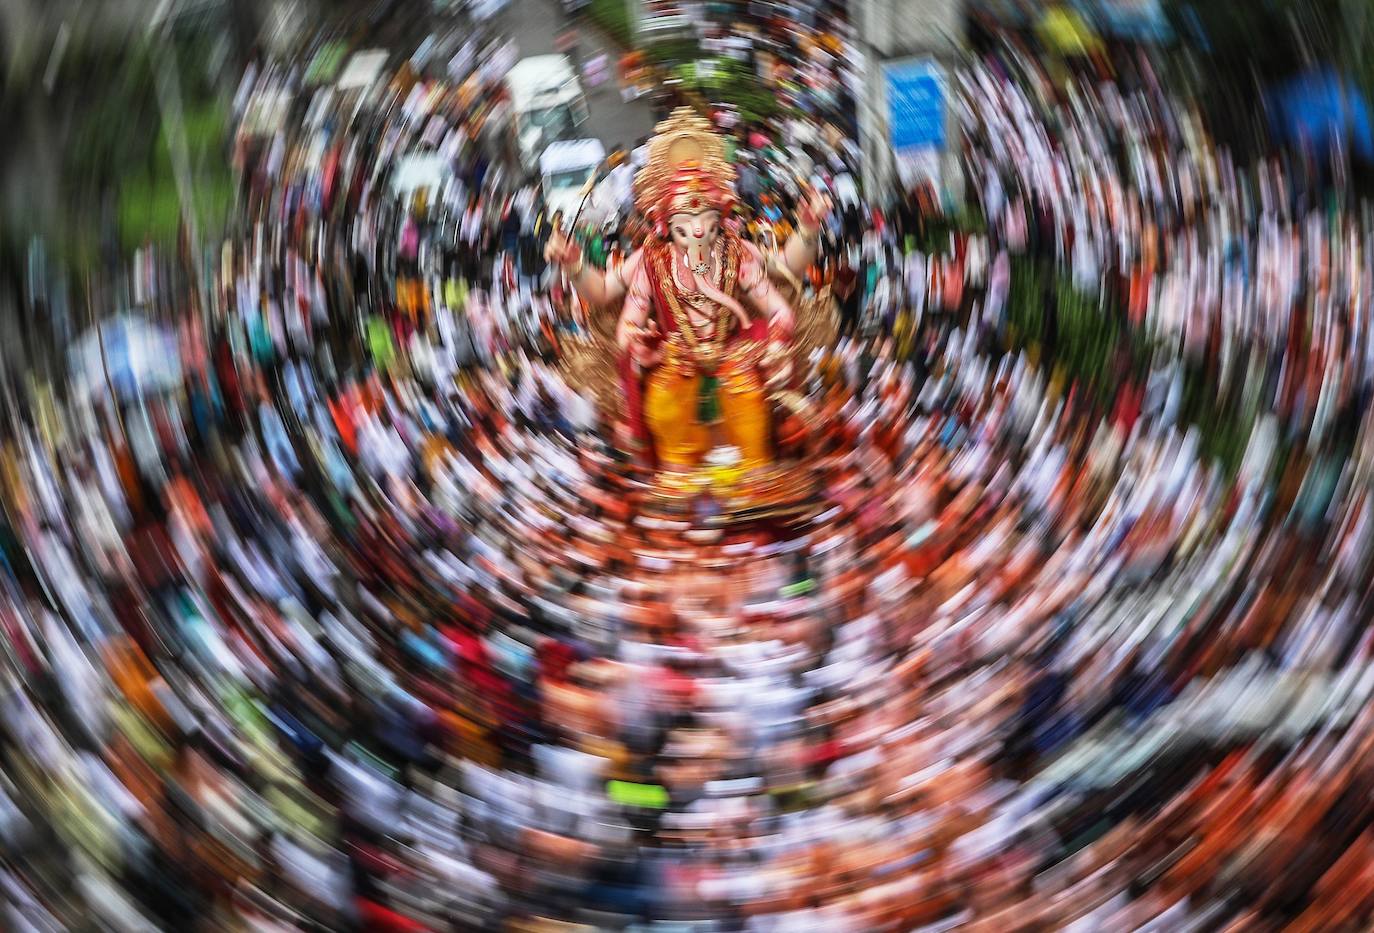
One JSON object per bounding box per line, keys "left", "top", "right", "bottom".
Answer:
{"left": 539, "top": 139, "right": 606, "bottom": 224}
{"left": 505, "top": 54, "right": 591, "bottom": 166}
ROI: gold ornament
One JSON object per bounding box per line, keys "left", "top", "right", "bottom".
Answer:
{"left": 650, "top": 237, "right": 737, "bottom": 374}
{"left": 635, "top": 108, "right": 737, "bottom": 221}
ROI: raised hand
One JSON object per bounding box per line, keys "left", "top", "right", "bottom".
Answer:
{"left": 544, "top": 227, "right": 582, "bottom": 271}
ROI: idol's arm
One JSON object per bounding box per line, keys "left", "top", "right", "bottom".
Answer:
{"left": 616, "top": 258, "right": 661, "bottom": 366}
{"left": 780, "top": 188, "right": 830, "bottom": 280}
{"left": 741, "top": 250, "right": 796, "bottom": 386}
{"left": 740, "top": 250, "right": 795, "bottom": 339}
{"left": 780, "top": 225, "right": 820, "bottom": 282}
{"left": 744, "top": 240, "right": 802, "bottom": 297}
{"left": 546, "top": 230, "right": 642, "bottom": 308}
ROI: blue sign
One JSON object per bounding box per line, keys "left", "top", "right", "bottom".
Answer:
{"left": 885, "top": 59, "right": 945, "bottom": 152}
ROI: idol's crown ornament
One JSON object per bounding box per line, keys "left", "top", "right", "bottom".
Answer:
{"left": 635, "top": 108, "right": 738, "bottom": 228}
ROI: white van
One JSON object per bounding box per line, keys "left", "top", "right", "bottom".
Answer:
{"left": 506, "top": 55, "right": 590, "bottom": 164}
{"left": 539, "top": 139, "right": 606, "bottom": 223}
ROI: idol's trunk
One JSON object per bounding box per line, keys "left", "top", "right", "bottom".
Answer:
{"left": 692, "top": 270, "right": 750, "bottom": 331}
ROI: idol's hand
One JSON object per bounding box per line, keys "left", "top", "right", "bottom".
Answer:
{"left": 630, "top": 320, "right": 662, "bottom": 367}
{"left": 762, "top": 341, "right": 792, "bottom": 389}
{"left": 768, "top": 303, "right": 795, "bottom": 340}
{"left": 544, "top": 228, "right": 583, "bottom": 271}
{"left": 633, "top": 343, "right": 663, "bottom": 367}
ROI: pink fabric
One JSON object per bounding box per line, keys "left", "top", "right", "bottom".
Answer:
{"left": 399, "top": 217, "right": 419, "bottom": 260}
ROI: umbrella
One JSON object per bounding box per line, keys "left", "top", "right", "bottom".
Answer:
{"left": 1268, "top": 69, "right": 1374, "bottom": 164}
{"left": 68, "top": 313, "right": 182, "bottom": 400}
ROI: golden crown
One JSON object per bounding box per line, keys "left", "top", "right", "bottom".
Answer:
{"left": 635, "top": 108, "right": 737, "bottom": 221}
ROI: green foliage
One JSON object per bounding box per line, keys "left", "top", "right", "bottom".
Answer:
{"left": 118, "top": 170, "right": 233, "bottom": 252}
{"left": 689, "top": 57, "right": 777, "bottom": 123}
{"left": 1000, "top": 244, "right": 1252, "bottom": 473}
{"left": 586, "top": 0, "right": 699, "bottom": 59}
{"left": 48, "top": 28, "right": 234, "bottom": 260}
{"left": 647, "top": 39, "right": 700, "bottom": 65}
{"left": 116, "top": 94, "right": 233, "bottom": 251}
{"left": 117, "top": 179, "right": 183, "bottom": 247}
{"left": 305, "top": 41, "right": 349, "bottom": 85}
{"left": 62, "top": 43, "right": 162, "bottom": 196}
{"left": 1007, "top": 255, "right": 1047, "bottom": 348}
{"left": 1054, "top": 277, "right": 1123, "bottom": 405}
{"left": 588, "top": 0, "right": 635, "bottom": 47}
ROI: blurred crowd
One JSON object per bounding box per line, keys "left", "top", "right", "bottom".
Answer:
{"left": 4, "top": 11, "right": 1374, "bottom": 933}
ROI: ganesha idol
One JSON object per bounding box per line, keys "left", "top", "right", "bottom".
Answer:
{"left": 547, "top": 108, "right": 827, "bottom": 473}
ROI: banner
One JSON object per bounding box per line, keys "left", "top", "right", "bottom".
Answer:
{"left": 884, "top": 58, "right": 945, "bottom": 153}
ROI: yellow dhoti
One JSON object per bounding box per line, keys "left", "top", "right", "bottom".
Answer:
{"left": 643, "top": 349, "right": 770, "bottom": 470}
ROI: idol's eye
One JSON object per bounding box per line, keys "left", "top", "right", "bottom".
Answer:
{"left": 674, "top": 227, "right": 687, "bottom": 238}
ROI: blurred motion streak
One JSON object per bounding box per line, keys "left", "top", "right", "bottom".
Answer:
{"left": 2, "top": 0, "right": 1374, "bottom": 931}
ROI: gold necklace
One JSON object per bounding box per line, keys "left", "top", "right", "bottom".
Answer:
{"left": 654, "top": 238, "right": 738, "bottom": 372}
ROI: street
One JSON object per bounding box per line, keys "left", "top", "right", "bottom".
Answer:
{"left": 502, "top": 0, "right": 658, "bottom": 151}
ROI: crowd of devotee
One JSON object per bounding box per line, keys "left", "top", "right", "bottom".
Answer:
{"left": 5, "top": 6, "right": 1374, "bottom": 932}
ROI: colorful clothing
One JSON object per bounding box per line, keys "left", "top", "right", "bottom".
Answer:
{"left": 624, "top": 235, "right": 772, "bottom": 468}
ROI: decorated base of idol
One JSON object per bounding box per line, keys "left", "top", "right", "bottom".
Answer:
{"left": 643, "top": 446, "right": 822, "bottom": 530}
{"left": 550, "top": 108, "right": 836, "bottom": 530}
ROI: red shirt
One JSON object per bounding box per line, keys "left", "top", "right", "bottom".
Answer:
{"left": 356, "top": 898, "right": 430, "bottom": 933}
{"left": 328, "top": 394, "right": 358, "bottom": 454}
